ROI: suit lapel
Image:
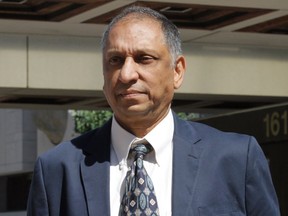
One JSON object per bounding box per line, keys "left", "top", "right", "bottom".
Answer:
{"left": 172, "top": 114, "right": 204, "bottom": 215}
{"left": 81, "top": 157, "right": 110, "bottom": 215}
{"left": 74, "top": 119, "right": 112, "bottom": 216}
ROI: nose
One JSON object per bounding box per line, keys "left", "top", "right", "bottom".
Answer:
{"left": 118, "top": 57, "right": 139, "bottom": 83}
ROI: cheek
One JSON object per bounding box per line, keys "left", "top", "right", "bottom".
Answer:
{"left": 103, "top": 71, "right": 116, "bottom": 87}
{"left": 159, "top": 71, "right": 175, "bottom": 88}
{"left": 151, "top": 75, "right": 174, "bottom": 98}
{"left": 103, "top": 75, "right": 113, "bottom": 97}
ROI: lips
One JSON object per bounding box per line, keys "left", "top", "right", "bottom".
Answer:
{"left": 118, "top": 88, "right": 146, "bottom": 98}
{"left": 120, "top": 90, "right": 143, "bottom": 97}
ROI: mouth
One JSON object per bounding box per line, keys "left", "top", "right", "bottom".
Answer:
{"left": 121, "top": 92, "right": 142, "bottom": 98}
{"left": 118, "top": 89, "right": 146, "bottom": 99}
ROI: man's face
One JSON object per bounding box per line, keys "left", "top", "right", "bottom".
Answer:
{"left": 102, "top": 16, "right": 184, "bottom": 126}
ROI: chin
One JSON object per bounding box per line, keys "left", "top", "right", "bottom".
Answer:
{"left": 119, "top": 107, "right": 150, "bottom": 117}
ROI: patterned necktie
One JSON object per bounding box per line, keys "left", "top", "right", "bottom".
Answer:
{"left": 120, "top": 143, "right": 160, "bottom": 216}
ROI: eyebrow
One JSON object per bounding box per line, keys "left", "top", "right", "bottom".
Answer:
{"left": 105, "top": 47, "right": 161, "bottom": 57}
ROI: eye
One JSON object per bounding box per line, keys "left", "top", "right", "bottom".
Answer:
{"left": 136, "top": 55, "right": 156, "bottom": 64}
{"left": 108, "top": 56, "right": 124, "bottom": 66}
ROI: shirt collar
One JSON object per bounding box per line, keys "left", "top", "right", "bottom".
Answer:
{"left": 111, "top": 109, "right": 174, "bottom": 166}
{"left": 111, "top": 117, "right": 134, "bottom": 166}
{"left": 144, "top": 109, "right": 174, "bottom": 165}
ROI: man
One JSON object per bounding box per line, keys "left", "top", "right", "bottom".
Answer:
{"left": 27, "top": 6, "right": 280, "bottom": 216}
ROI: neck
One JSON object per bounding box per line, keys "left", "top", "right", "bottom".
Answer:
{"left": 115, "top": 108, "right": 170, "bottom": 137}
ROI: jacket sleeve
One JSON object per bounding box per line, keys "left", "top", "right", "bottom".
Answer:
{"left": 27, "top": 158, "right": 49, "bottom": 216}
{"left": 245, "top": 136, "right": 280, "bottom": 216}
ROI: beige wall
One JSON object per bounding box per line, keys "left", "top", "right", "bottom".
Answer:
{"left": 0, "top": 34, "right": 27, "bottom": 88}
{"left": 1, "top": 33, "right": 288, "bottom": 99}
{"left": 181, "top": 44, "right": 288, "bottom": 97}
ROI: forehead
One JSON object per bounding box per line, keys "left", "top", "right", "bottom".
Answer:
{"left": 114, "top": 13, "right": 162, "bottom": 30}
{"left": 105, "top": 17, "right": 167, "bottom": 54}
{"left": 110, "top": 14, "right": 163, "bottom": 37}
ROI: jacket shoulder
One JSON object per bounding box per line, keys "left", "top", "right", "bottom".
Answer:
{"left": 177, "top": 117, "right": 256, "bottom": 152}
{"left": 38, "top": 118, "right": 112, "bottom": 164}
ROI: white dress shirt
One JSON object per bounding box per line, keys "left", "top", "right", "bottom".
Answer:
{"left": 110, "top": 109, "right": 174, "bottom": 216}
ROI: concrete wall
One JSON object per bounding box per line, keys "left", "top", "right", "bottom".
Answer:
{"left": 0, "top": 109, "right": 77, "bottom": 214}
{"left": 181, "top": 44, "right": 288, "bottom": 97}
{"left": 1, "top": 33, "right": 288, "bottom": 99}
{"left": 0, "top": 109, "right": 36, "bottom": 175}
{"left": 0, "top": 34, "right": 27, "bottom": 89}
{"left": 0, "top": 109, "right": 77, "bottom": 176}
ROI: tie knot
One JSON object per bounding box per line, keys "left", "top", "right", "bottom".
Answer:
{"left": 130, "top": 143, "right": 152, "bottom": 159}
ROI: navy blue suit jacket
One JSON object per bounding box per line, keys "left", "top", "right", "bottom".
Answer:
{"left": 27, "top": 113, "right": 280, "bottom": 215}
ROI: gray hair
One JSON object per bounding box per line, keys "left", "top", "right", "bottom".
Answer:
{"left": 101, "top": 6, "right": 182, "bottom": 65}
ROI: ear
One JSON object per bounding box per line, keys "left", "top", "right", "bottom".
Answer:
{"left": 174, "top": 55, "right": 186, "bottom": 89}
